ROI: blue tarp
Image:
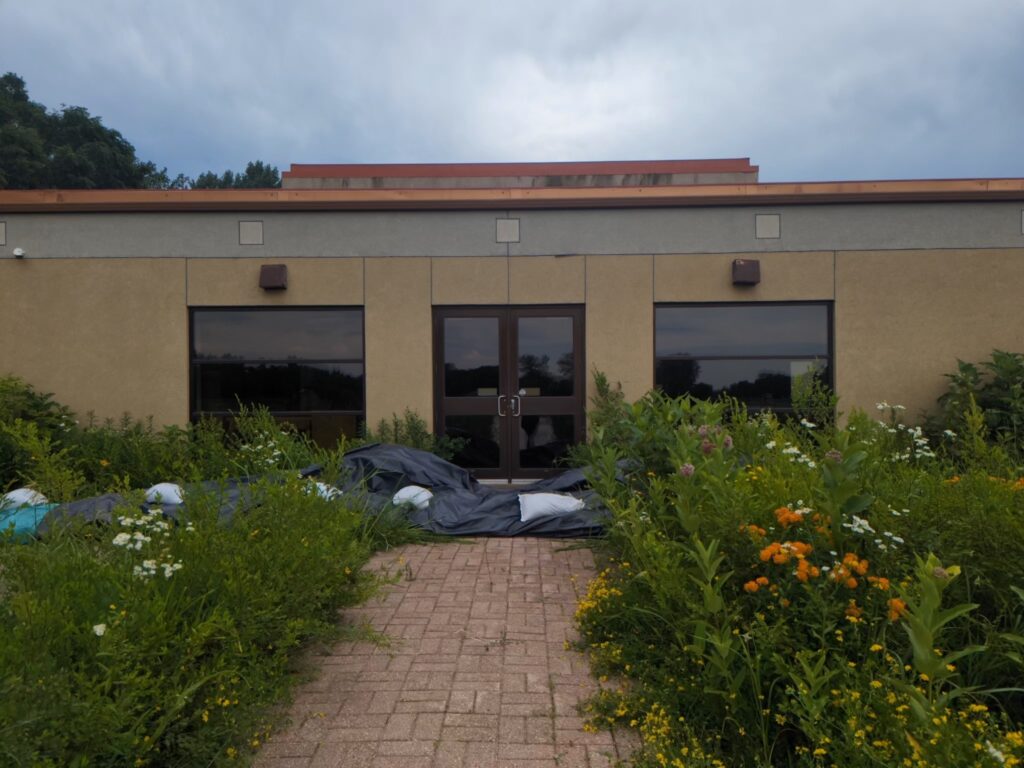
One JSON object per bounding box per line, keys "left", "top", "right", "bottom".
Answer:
{"left": 1, "top": 502, "right": 59, "bottom": 540}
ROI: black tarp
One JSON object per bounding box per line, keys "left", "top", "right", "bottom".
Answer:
{"left": 37, "top": 444, "right": 607, "bottom": 538}
{"left": 337, "top": 444, "right": 606, "bottom": 537}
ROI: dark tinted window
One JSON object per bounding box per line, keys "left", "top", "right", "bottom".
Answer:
{"left": 518, "top": 317, "right": 574, "bottom": 397}
{"left": 443, "top": 317, "right": 500, "bottom": 397}
{"left": 193, "top": 309, "right": 362, "bottom": 360}
{"left": 656, "top": 305, "right": 828, "bottom": 357}
{"left": 655, "top": 304, "right": 831, "bottom": 412}
{"left": 191, "top": 308, "right": 364, "bottom": 443}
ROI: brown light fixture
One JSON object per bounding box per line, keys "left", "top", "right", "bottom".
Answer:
{"left": 259, "top": 264, "right": 288, "bottom": 290}
{"left": 732, "top": 258, "right": 760, "bottom": 286}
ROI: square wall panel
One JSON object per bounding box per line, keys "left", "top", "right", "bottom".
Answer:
{"left": 755, "top": 213, "right": 781, "bottom": 239}
{"left": 238, "top": 220, "right": 264, "bottom": 245}
{"left": 496, "top": 218, "right": 520, "bottom": 243}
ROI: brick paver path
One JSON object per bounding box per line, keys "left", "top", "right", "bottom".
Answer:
{"left": 255, "top": 538, "right": 638, "bottom": 768}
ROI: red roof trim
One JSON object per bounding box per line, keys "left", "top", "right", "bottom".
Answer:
{"left": 282, "top": 159, "right": 758, "bottom": 179}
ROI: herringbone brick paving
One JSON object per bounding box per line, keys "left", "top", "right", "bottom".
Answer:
{"left": 254, "top": 538, "right": 638, "bottom": 768}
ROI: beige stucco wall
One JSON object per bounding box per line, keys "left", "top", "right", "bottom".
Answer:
{"left": 3, "top": 244, "right": 1023, "bottom": 439}
{"left": 585, "top": 254, "right": 654, "bottom": 403}
{"left": 431, "top": 256, "right": 508, "bottom": 305}
{"left": 835, "top": 248, "right": 1024, "bottom": 418}
{"left": 0, "top": 258, "right": 188, "bottom": 426}
{"left": 187, "top": 257, "right": 364, "bottom": 305}
{"left": 654, "top": 251, "right": 835, "bottom": 301}
{"left": 364, "top": 258, "right": 433, "bottom": 429}
{"left": 510, "top": 256, "right": 586, "bottom": 304}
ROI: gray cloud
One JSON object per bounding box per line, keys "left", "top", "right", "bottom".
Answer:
{"left": 3, "top": 0, "right": 1022, "bottom": 181}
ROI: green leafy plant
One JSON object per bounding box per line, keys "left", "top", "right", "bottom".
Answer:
{"left": 934, "top": 349, "right": 1024, "bottom": 459}
{"left": 572, "top": 388, "right": 1024, "bottom": 767}
{"left": 361, "top": 408, "right": 465, "bottom": 460}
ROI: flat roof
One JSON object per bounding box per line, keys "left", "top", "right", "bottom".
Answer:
{"left": 2, "top": 178, "right": 1024, "bottom": 213}
{"left": 282, "top": 158, "right": 759, "bottom": 179}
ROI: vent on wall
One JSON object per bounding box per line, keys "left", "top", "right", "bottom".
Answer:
{"left": 732, "top": 259, "right": 761, "bottom": 286}
{"left": 259, "top": 264, "right": 288, "bottom": 290}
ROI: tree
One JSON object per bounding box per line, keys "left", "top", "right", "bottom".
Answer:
{"left": 191, "top": 161, "right": 281, "bottom": 189}
{"left": 0, "top": 72, "right": 158, "bottom": 189}
{"left": 0, "top": 72, "right": 281, "bottom": 190}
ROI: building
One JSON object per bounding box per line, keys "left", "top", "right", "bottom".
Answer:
{"left": 1, "top": 159, "right": 1023, "bottom": 479}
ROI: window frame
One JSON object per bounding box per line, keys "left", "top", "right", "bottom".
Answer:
{"left": 189, "top": 306, "right": 366, "bottom": 436}
{"left": 653, "top": 300, "right": 834, "bottom": 413}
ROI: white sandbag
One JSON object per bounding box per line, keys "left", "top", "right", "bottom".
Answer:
{"left": 2, "top": 487, "right": 48, "bottom": 508}
{"left": 144, "top": 483, "right": 184, "bottom": 505}
{"left": 312, "top": 481, "right": 342, "bottom": 500}
{"left": 392, "top": 485, "right": 433, "bottom": 510}
{"left": 519, "top": 492, "right": 585, "bottom": 523}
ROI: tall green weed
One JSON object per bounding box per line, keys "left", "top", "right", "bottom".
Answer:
{"left": 574, "top": 391, "right": 1024, "bottom": 767}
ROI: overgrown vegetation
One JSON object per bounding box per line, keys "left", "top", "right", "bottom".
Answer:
{"left": 930, "top": 349, "right": 1024, "bottom": 461}
{"left": 572, "top": 378, "right": 1024, "bottom": 767}
{"left": 362, "top": 408, "right": 465, "bottom": 461}
{"left": 0, "top": 379, "right": 434, "bottom": 767}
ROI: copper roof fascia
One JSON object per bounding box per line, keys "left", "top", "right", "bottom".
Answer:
{"left": 2, "top": 180, "right": 1024, "bottom": 213}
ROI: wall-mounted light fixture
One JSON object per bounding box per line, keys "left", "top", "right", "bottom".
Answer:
{"left": 732, "top": 258, "right": 760, "bottom": 286}
{"left": 259, "top": 264, "right": 287, "bottom": 290}
{"left": 12, "top": 248, "right": 25, "bottom": 259}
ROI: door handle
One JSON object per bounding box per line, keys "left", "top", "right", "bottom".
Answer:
{"left": 510, "top": 395, "right": 520, "bottom": 417}
{"left": 497, "top": 395, "right": 507, "bottom": 417}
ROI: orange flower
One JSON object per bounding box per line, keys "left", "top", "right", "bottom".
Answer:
{"left": 794, "top": 558, "right": 820, "bottom": 583}
{"left": 867, "top": 576, "right": 890, "bottom": 591}
{"left": 774, "top": 507, "right": 804, "bottom": 527}
{"left": 887, "top": 598, "right": 907, "bottom": 621}
{"left": 759, "top": 543, "right": 782, "bottom": 562}
{"left": 788, "top": 541, "right": 813, "bottom": 558}
{"left": 844, "top": 577, "right": 859, "bottom": 589}
{"left": 744, "top": 580, "right": 765, "bottom": 594}
{"left": 839, "top": 553, "right": 870, "bottom": 576}
{"left": 845, "top": 600, "right": 863, "bottom": 618}
{"left": 741, "top": 524, "right": 767, "bottom": 539}
{"left": 756, "top": 576, "right": 769, "bottom": 586}
{"left": 944, "top": 476, "right": 961, "bottom": 485}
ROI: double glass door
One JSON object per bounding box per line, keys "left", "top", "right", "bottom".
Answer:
{"left": 434, "top": 306, "right": 585, "bottom": 480}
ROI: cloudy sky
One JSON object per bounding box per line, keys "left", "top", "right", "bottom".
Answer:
{"left": 3, "top": 1, "right": 1023, "bottom": 183}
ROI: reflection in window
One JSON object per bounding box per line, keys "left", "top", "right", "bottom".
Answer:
{"left": 519, "top": 415, "right": 575, "bottom": 468}
{"left": 191, "top": 308, "right": 364, "bottom": 445}
{"left": 444, "top": 317, "right": 500, "bottom": 397}
{"left": 655, "top": 304, "right": 831, "bottom": 413}
{"left": 444, "top": 415, "right": 501, "bottom": 468}
{"left": 517, "top": 317, "right": 574, "bottom": 397}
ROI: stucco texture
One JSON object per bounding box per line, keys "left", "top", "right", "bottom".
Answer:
{"left": 365, "top": 258, "right": 433, "bottom": 429}
{"left": 0, "top": 258, "right": 188, "bottom": 426}
{"left": 585, "top": 254, "right": 654, "bottom": 403}
{"left": 835, "top": 248, "right": 1024, "bottom": 418}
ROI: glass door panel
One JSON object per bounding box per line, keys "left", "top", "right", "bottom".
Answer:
{"left": 443, "top": 317, "right": 501, "bottom": 397}
{"left": 517, "top": 316, "right": 574, "bottom": 396}
{"left": 434, "top": 306, "right": 584, "bottom": 480}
